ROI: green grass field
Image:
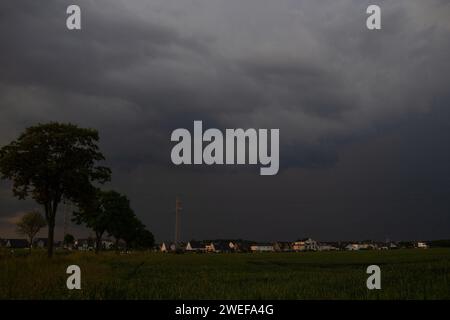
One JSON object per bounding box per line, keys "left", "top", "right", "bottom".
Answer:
{"left": 1, "top": 248, "right": 449, "bottom": 299}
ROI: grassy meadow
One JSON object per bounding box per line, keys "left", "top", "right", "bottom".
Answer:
{"left": 1, "top": 248, "right": 449, "bottom": 300}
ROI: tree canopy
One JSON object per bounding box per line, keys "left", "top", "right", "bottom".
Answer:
{"left": 16, "top": 211, "right": 47, "bottom": 248}
{"left": 0, "top": 122, "right": 111, "bottom": 257}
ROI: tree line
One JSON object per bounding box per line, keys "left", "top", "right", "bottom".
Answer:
{"left": 0, "top": 122, "right": 154, "bottom": 257}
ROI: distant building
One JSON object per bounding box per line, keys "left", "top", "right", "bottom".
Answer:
{"left": 75, "top": 238, "right": 95, "bottom": 251}
{"left": 358, "top": 243, "right": 377, "bottom": 250}
{"left": 229, "top": 241, "right": 252, "bottom": 252}
{"left": 160, "top": 242, "right": 176, "bottom": 252}
{"left": 100, "top": 239, "right": 115, "bottom": 250}
{"left": 345, "top": 243, "right": 360, "bottom": 251}
{"left": 186, "top": 241, "right": 206, "bottom": 252}
{"left": 292, "top": 238, "right": 318, "bottom": 251}
{"left": 250, "top": 243, "right": 275, "bottom": 252}
{"left": 228, "top": 241, "right": 238, "bottom": 251}
{"left": 416, "top": 242, "right": 428, "bottom": 249}
{"left": 318, "top": 242, "right": 339, "bottom": 251}
{"left": 344, "top": 242, "right": 378, "bottom": 251}
{"left": 205, "top": 241, "right": 231, "bottom": 253}
{"left": 5, "top": 239, "right": 29, "bottom": 249}
{"left": 33, "top": 238, "right": 48, "bottom": 249}
{"left": 273, "top": 241, "right": 292, "bottom": 252}
{"left": 389, "top": 242, "right": 398, "bottom": 249}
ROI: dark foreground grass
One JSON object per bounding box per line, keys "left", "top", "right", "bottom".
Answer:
{"left": 1, "top": 248, "right": 449, "bottom": 299}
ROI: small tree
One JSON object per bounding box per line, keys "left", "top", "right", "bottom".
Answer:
{"left": 0, "top": 122, "right": 111, "bottom": 257}
{"left": 16, "top": 211, "right": 47, "bottom": 249}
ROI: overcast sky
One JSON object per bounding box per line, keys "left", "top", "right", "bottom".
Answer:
{"left": 1, "top": 0, "right": 449, "bottom": 242}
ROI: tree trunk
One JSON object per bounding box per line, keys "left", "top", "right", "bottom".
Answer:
{"left": 47, "top": 221, "right": 54, "bottom": 258}
{"left": 46, "top": 200, "right": 59, "bottom": 258}
{"left": 95, "top": 232, "right": 103, "bottom": 254}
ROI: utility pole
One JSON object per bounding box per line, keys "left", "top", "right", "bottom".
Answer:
{"left": 175, "top": 196, "right": 182, "bottom": 247}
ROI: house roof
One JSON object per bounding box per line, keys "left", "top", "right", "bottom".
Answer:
{"left": 210, "top": 241, "right": 231, "bottom": 251}
{"left": 188, "top": 241, "right": 205, "bottom": 249}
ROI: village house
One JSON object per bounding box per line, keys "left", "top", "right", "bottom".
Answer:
{"left": 228, "top": 241, "right": 252, "bottom": 252}
{"left": 100, "top": 239, "right": 115, "bottom": 250}
{"left": 250, "top": 243, "right": 275, "bottom": 252}
{"left": 376, "top": 242, "right": 398, "bottom": 250}
{"left": 416, "top": 241, "right": 428, "bottom": 249}
{"left": 75, "top": 238, "right": 94, "bottom": 251}
{"left": 228, "top": 241, "right": 238, "bottom": 251}
{"left": 344, "top": 241, "right": 379, "bottom": 251}
{"left": 186, "top": 241, "right": 206, "bottom": 253}
{"left": 292, "top": 238, "right": 318, "bottom": 251}
{"left": 5, "top": 239, "right": 29, "bottom": 249}
{"left": 33, "top": 238, "right": 48, "bottom": 249}
{"left": 317, "top": 242, "right": 339, "bottom": 251}
{"left": 389, "top": 242, "right": 399, "bottom": 249}
{"left": 358, "top": 243, "right": 377, "bottom": 250}
{"left": 273, "top": 241, "right": 292, "bottom": 252}
{"left": 345, "top": 243, "right": 360, "bottom": 251}
{"left": 160, "top": 242, "right": 176, "bottom": 252}
{"left": 205, "top": 241, "right": 231, "bottom": 253}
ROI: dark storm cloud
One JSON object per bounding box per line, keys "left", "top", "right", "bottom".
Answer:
{"left": 0, "top": 0, "right": 449, "bottom": 241}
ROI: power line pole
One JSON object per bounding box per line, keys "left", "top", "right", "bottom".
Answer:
{"left": 175, "top": 196, "right": 182, "bottom": 247}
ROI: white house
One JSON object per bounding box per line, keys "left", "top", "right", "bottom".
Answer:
{"left": 250, "top": 243, "right": 275, "bottom": 252}
{"left": 228, "top": 241, "right": 252, "bottom": 252}
{"left": 228, "top": 241, "right": 238, "bottom": 251}
{"left": 101, "top": 239, "right": 115, "bottom": 250}
{"left": 417, "top": 242, "right": 428, "bottom": 249}
{"left": 75, "top": 238, "right": 94, "bottom": 251}
{"left": 318, "top": 243, "right": 339, "bottom": 251}
{"left": 186, "top": 241, "right": 206, "bottom": 252}
{"left": 160, "top": 242, "right": 176, "bottom": 252}
{"left": 345, "top": 243, "right": 360, "bottom": 251}
{"left": 292, "top": 238, "right": 318, "bottom": 251}
{"left": 204, "top": 242, "right": 230, "bottom": 253}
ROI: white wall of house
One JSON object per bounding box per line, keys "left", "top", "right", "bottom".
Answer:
{"left": 417, "top": 242, "right": 428, "bottom": 249}
{"left": 250, "top": 245, "right": 274, "bottom": 252}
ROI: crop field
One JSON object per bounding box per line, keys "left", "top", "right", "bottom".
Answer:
{"left": 1, "top": 248, "right": 449, "bottom": 300}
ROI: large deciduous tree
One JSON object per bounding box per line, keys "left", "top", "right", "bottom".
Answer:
{"left": 16, "top": 211, "right": 47, "bottom": 249}
{"left": 0, "top": 122, "right": 111, "bottom": 257}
